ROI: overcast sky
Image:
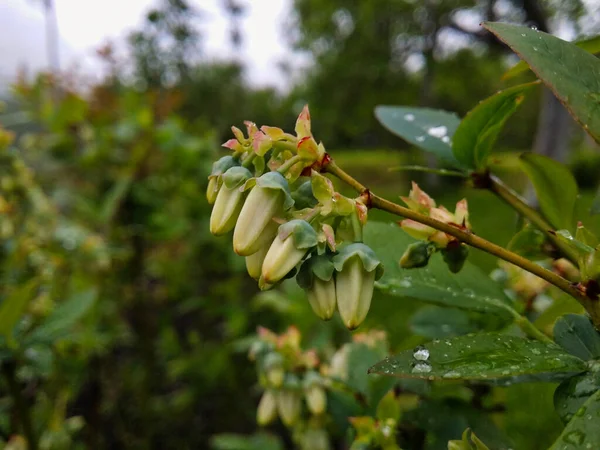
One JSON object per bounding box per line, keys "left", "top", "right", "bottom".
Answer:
{"left": 0, "top": 0, "right": 294, "bottom": 89}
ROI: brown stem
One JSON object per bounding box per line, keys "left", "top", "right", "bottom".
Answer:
{"left": 486, "top": 174, "right": 578, "bottom": 263}
{"left": 324, "top": 159, "right": 600, "bottom": 328}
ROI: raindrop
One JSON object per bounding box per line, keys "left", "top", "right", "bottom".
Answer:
{"left": 413, "top": 346, "right": 430, "bottom": 361}
{"left": 521, "top": 33, "right": 526, "bottom": 37}
{"left": 563, "top": 430, "right": 585, "bottom": 446}
{"left": 399, "top": 279, "right": 412, "bottom": 288}
{"left": 404, "top": 113, "right": 415, "bottom": 122}
{"left": 530, "top": 25, "right": 538, "bottom": 31}
{"left": 416, "top": 136, "right": 425, "bottom": 142}
{"left": 533, "top": 47, "right": 538, "bottom": 52}
{"left": 411, "top": 361, "right": 432, "bottom": 374}
{"left": 531, "top": 348, "right": 541, "bottom": 355}
{"left": 427, "top": 126, "right": 448, "bottom": 139}
{"left": 442, "top": 136, "right": 451, "bottom": 144}
{"left": 442, "top": 371, "right": 460, "bottom": 379}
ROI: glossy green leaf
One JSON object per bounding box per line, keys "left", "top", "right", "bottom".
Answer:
{"left": 507, "top": 225, "right": 546, "bottom": 259}
{"left": 520, "top": 153, "right": 578, "bottom": 231}
{"left": 25, "top": 289, "right": 97, "bottom": 345}
{"left": 549, "top": 389, "right": 600, "bottom": 449}
{"left": 452, "top": 82, "right": 537, "bottom": 169}
{"left": 484, "top": 22, "right": 600, "bottom": 144}
{"left": 554, "top": 314, "right": 600, "bottom": 361}
{"left": 364, "top": 222, "right": 516, "bottom": 319}
{"left": 410, "top": 306, "right": 477, "bottom": 339}
{"left": 374, "top": 106, "right": 462, "bottom": 167}
{"left": 368, "top": 333, "right": 586, "bottom": 384}
{"left": 554, "top": 372, "right": 600, "bottom": 424}
{"left": 503, "top": 35, "right": 600, "bottom": 80}
{"left": 0, "top": 279, "right": 38, "bottom": 342}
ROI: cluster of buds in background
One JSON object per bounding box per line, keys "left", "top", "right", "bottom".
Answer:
{"left": 207, "top": 106, "right": 383, "bottom": 330}
{"left": 398, "top": 182, "right": 471, "bottom": 273}
{"left": 249, "top": 326, "right": 330, "bottom": 450}
{"left": 248, "top": 327, "right": 401, "bottom": 450}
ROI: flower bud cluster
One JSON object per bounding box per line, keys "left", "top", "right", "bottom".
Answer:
{"left": 398, "top": 182, "right": 471, "bottom": 273}
{"left": 207, "top": 106, "right": 383, "bottom": 329}
{"left": 249, "top": 326, "right": 331, "bottom": 449}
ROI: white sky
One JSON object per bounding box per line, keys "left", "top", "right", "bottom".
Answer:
{"left": 0, "top": 0, "right": 294, "bottom": 89}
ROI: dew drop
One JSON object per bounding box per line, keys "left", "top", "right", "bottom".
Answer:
{"left": 404, "top": 113, "right": 415, "bottom": 122}
{"left": 413, "top": 346, "right": 430, "bottom": 361}
{"left": 427, "top": 126, "right": 448, "bottom": 139}
{"left": 416, "top": 136, "right": 425, "bottom": 142}
{"left": 563, "top": 430, "right": 585, "bottom": 446}
{"left": 411, "top": 361, "right": 432, "bottom": 374}
{"left": 442, "top": 136, "right": 451, "bottom": 144}
{"left": 531, "top": 348, "right": 541, "bottom": 355}
{"left": 442, "top": 371, "right": 461, "bottom": 379}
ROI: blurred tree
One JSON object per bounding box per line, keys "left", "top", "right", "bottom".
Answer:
{"left": 287, "top": 0, "right": 598, "bottom": 153}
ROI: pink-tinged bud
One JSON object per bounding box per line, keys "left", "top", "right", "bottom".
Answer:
{"left": 295, "top": 105, "right": 312, "bottom": 139}
{"left": 305, "top": 384, "right": 327, "bottom": 415}
{"left": 400, "top": 219, "right": 435, "bottom": 241}
{"left": 261, "top": 220, "right": 318, "bottom": 284}
{"left": 277, "top": 390, "right": 301, "bottom": 427}
{"left": 454, "top": 199, "right": 469, "bottom": 226}
{"left": 233, "top": 172, "right": 294, "bottom": 256}
{"left": 209, "top": 167, "right": 252, "bottom": 236}
{"left": 430, "top": 206, "right": 455, "bottom": 224}
{"left": 404, "top": 182, "right": 436, "bottom": 212}
{"left": 257, "top": 390, "right": 278, "bottom": 426}
{"left": 333, "top": 244, "right": 383, "bottom": 330}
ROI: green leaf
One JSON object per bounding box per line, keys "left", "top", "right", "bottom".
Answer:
{"left": 452, "top": 82, "right": 537, "bottom": 169}
{"left": 554, "top": 314, "right": 600, "bottom": 361}
{"left": 483, "top": 22, "right": 600, "bottom": 144}
{"left": 410, "top": 306, "right": 477, "bottom": 339}
{"left": 25, "top": 289, "right": 97, "bottom": 345}
{"left": 364, "top": 222, "right": 516, "bottom": 319}
{"left": 503, "top": 35, "right": 600, "bottom": 80}
{"left": 507, "top": 225, "right": 546, "bottom": 259}
{"left": 554, "top": 372, "right": 600, "bottom": 424}
{"left": 520, "top": 153, "right": 578, "bottom": 231}
{"left": 368, "top": 333, "right": 586, "bottom": 384}
{"left": 0, "top": 279, "right": 38, "bottom": 342}
{"left": 210, "top": 432, "right": 284, "bottom": 450}
{"left": 549, "top": 389, "right": 600, "bottom": 449}
{"left": 374, "top": 106, "right": 462, "bottom": 167}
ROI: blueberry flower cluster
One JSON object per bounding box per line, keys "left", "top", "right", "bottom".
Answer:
{"left": 207, "top": 106, "right": 383, "bottom": 329}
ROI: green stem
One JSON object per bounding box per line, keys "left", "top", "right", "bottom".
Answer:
{"left": 277, "top": 155, "right": 303, "bottom": 175}
{"left": 513, "top": 313, "right": 553, "bottom": 343}
{"left": 272, "top": 140, "right": 298, "bottom": 153}
{"left": 389, "top": 165, "right": 468, "bottom": 178}
{"left": 487, "top": 174, "right": 578, "bottom": 263}
{"left": 3, "top": 360, "right": 37, "bottom": 450}
{"left": 324, "top": 159, "right": 600, "bottom": 330}
{"left": 242, "top": 153, "right": 257, "bottom": 168}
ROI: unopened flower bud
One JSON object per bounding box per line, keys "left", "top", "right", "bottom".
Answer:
{"left": 206, "top": 155, "right": 238, "bottom": 205}
{"left": 301, "top": 428, "right": 330, "bottom": 450}
{"left": 209, "top": 167, "right": 252, "bottom": 236}
{"left": 206, "top": 177, "right": 219, "bottom": 205}
{"left": 245, "top": 221, "right": 279, "bottom": 280}
{"left": 297, "top": 255, "right": 336, "bottom": 321}
{"left": 305, "top": 384, "right": 327, "bottom": 415}
{"left": 277, "top": 389, "right": 301, "bottom": 427}
{"left": 333, "top": 244, "right": 383, "bottom": 330}
{"left": 262, "top": 220, "right": 317, "bottom": 284}
{"left": 264, "top": 352, "right": 285, "bottom": 388}
{"left": 399, "top": 241, "right": 435, "bottom": 269}
{"left": 441, "top": 242, "right": 469, "bottom": 273}
{"left": 257, "top": 390, "right": 278, "bottom": 426}
{"left": 233, "top": 172, "right": 294, "bottom": 256}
